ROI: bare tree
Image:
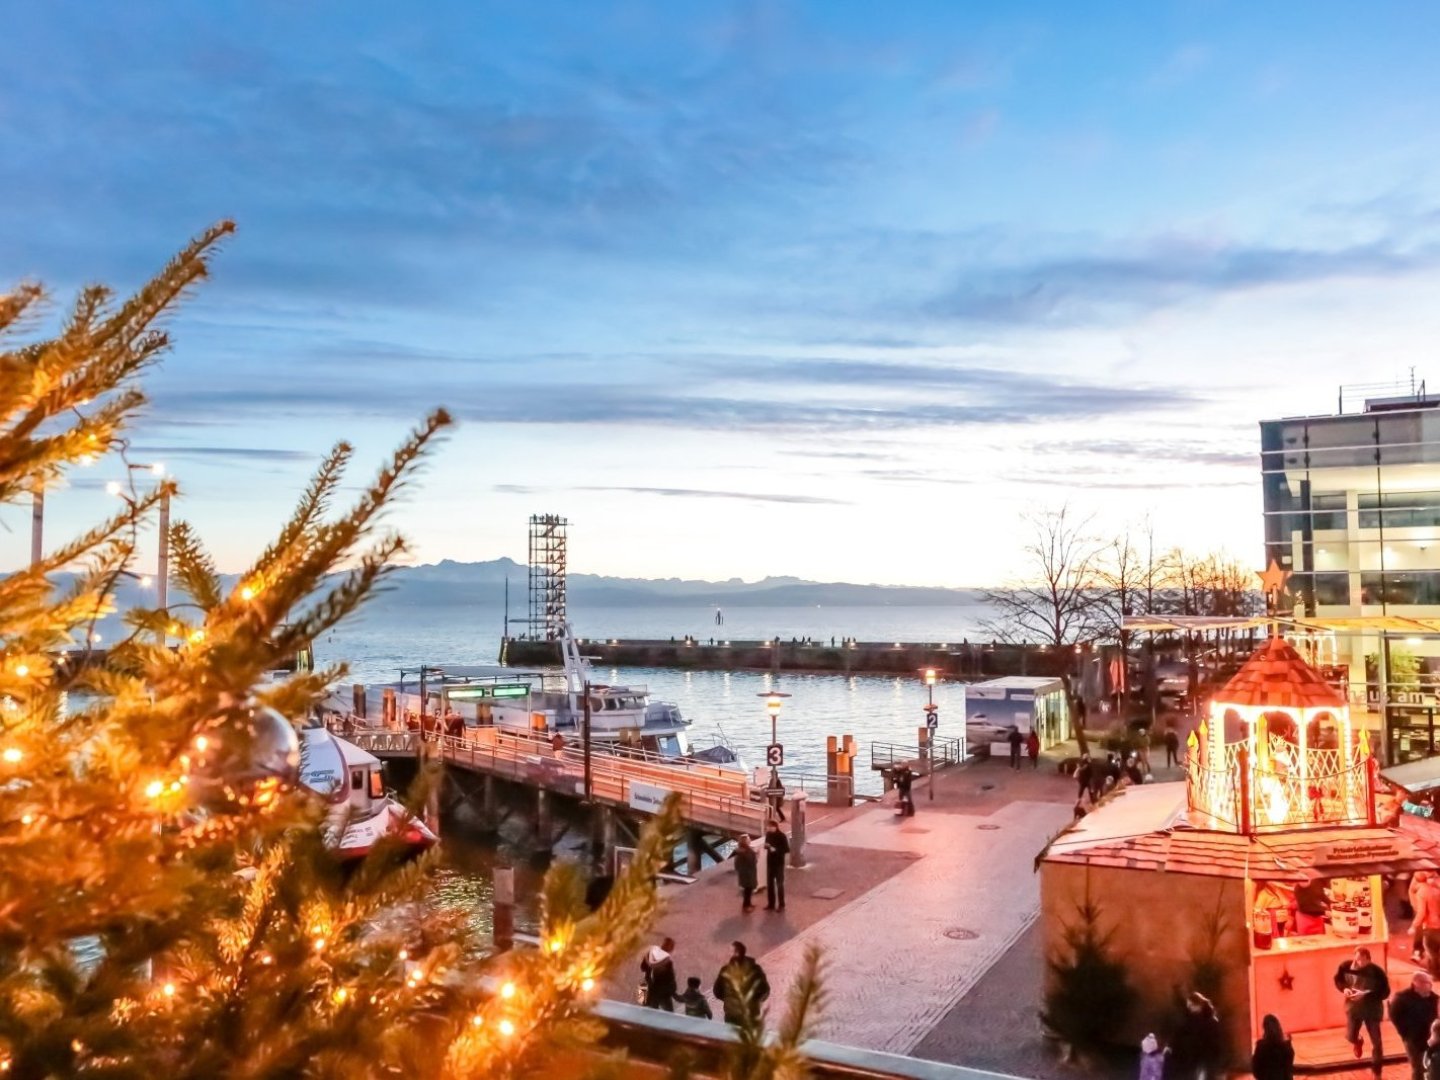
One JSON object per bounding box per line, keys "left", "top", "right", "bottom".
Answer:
{"left": 983, "top": 506, "right": 1104, "bottom": 647}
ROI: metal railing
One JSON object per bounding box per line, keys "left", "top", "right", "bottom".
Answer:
{"left": 870, "top": 736, "right": 966, "bottom": 771}
{"left": 336, "top": 722, "right": 765, "bottom": 835}
{"left": 1186, "top": 746, "right": 1374, "bottom": 832}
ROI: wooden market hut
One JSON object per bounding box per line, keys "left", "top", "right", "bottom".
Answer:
{"left": 1040, "top": 636, "right": 1440, "bottom": 1068}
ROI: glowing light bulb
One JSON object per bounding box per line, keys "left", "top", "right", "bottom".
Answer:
{"left": 20, "top": 813, "right": 33, "bottom": 825}
{"left": 145, "top": 780, "right": 165, "bottom": 798}
{"left": 547, "top": 938, "right": 563, "bottom": 954}
{"left": 188, "top": 630, "right": 205, "bottom": 645}
{"left": 2, "top": 747, "right": 21, "bottom": 764}
{"left": 333, "top": 987, "right": 348, "bottom": 1004}
{"left": 498, "top": 1019, "right": 515, "bottom": 1037}
{"left": 151, "top": 463, "right": 165, "bottom": 477}
{"left": 139, "top": 575, "right": 152, "bottom": 588}
{"left": 15, "top": 664, "right": 28, "bottom": 678}
{"left": 240, "top": 586, "right": 254, "bottom": 601}
{"left": 258, "top": 953, "right": 273, "bottom": 966}
{"left": 471, "top": 1013, "right": 484, "bottom": 1027}
{"left": 581, "top": 977, "right": 595, "bottom": 993}
{"left": 162, "top": 982, "right": 175, "bottom": 998}
{"left": 195, "top": 735, "right": 208, "bottom": 752}
{"left": 90, "top": 633, "right": 101, "bottom": 644}
{"left": 397, "top": 948, "right": 408, "bottom": 961}
{"left": 105, "top": 481, "right": 122, "bottom": 496}
{"left": 312, "top": 936, "right": 326, "bottom": 953}
{"left": 500, "top": 982, "right": 516, "bottom": 999}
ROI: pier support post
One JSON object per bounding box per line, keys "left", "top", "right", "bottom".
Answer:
{"left": 535, "top": 789, "right": 552, "bottom": 852}
{"left": 686, "top": 830, "right": 703, "bottom": 876}
{"left": 352, "top": 683, "right": 366, "bottom": 720}
{"left": 601, "top": 807, "right": 618, "bottom": 868}
{"left": 493, "top": 865, "right": 515, "bottom": 952}
{"left": 481, "top": 774, "right": 498, "bottom": 832}
{"left": 788, "top": 793, "right": 807, "bottom": 869}
{"left": 382, "top": 687, "right": 397, "bottom": 729}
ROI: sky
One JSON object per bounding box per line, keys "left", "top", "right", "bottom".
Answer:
{"left": 4, "top": 0, "right": 1440, "bottom": 586}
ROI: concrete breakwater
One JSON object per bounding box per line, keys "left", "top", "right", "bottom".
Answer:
{"left": 502, "top": 636, "right": 1079, "bottom": 679}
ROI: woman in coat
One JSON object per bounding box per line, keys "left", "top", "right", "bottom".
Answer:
{"left": 1251, "top": 1014, "right": 1294, "bottom": 1080}
{"left": 734, "top": 834, "right": 758, "bottom": 913}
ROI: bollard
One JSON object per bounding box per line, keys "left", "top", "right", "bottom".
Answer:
{"left": 788, "top": 793, "right": 807, "bottom": 868}
{"left": 382, "top": 687, "right": 397, "bottom": 729}
{"left": 493, "top": 865, "right": 515, "bottom": 952}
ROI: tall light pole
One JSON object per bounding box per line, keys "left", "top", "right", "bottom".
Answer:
{"left": 757, "top": 691, "right": 791, "bottom": 820}
{"left": 127, "top": 463, "right": 168, "bottom": 612}
{"left": 923, "top": 667, "right": 938, "bottom": 801}
{"left": 30, "top": 481, "right": 44, "bottom": 568}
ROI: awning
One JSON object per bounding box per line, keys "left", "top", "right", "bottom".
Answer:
{"left": 1382, "top": 755, "right": 1440, "bottom": 796}
{"left": 1121, "top": 613, "right": 1440, "bottom": 635}
{"left": 1121, "top": 615, "right": 1268, "bottom": 633}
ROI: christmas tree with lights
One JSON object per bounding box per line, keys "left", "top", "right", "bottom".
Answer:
{"left": 0, "top": 224, "right": 768, "bottom": 1078}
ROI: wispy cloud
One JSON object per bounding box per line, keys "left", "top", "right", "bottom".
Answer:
{"left": 492, "top": 483, "right": 849, "bottom": 506}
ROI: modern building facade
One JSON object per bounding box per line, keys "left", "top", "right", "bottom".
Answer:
{"left": 1261, "top": 379, "right": 1440, "bottom": 761}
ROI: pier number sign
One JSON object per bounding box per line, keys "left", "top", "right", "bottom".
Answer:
{"left": 926, "top": 708, "right": 939, "bottom": 731}
{"left": 766, "top": 743, "right": 784, "bottom": 767}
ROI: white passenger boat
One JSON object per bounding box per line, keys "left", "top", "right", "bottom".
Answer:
{"left": 298, "top": 722, "right": 437, "bottom": 859}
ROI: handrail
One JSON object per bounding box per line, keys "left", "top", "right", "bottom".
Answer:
{"left": 870, "top": 737, "right": 965, "bottom": 770}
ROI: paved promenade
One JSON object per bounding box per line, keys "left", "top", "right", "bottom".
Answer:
{"left": 610, "top": 753, "right": 1077, "bottom": 1068}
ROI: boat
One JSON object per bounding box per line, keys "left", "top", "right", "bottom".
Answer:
{"left": 330, "top": 623, "right": 745, "bottom": 772}
{"left": 297, "top": 721, "right": 438, "bottom": 859}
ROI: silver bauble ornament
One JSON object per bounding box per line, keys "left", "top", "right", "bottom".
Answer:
{"left": 190, "top": 702, "right": 301, "bottom": 812}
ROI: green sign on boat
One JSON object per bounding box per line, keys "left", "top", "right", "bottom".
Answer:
{"left": 446, "top": 684, "right": 531, "bottom": 701}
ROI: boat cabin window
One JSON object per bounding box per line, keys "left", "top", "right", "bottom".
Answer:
{"left": 350, "top": 769, "right": 364, "bottom": 791}
{"left": 368, "top": 771, "right": 385, "bottom": 799}
{"left": 653, "top": 735, "right": 683, "bottom": 758}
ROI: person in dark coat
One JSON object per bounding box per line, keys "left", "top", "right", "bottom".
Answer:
{"left": 713, "top": 941, "right": 770, "bottom": 1027}
{"left": 1252, "top": 1013, "right": 1294, "bottom": 1080}
{"left": 1392, "top": 971, "right": 1438, "bottom": 1080}
{"left": 1007, "top": 726, "right": 1023, "bottom": 770}
{"left": 1170, "top": 991, "right": 1223, "bottom": 1080}
{"left": 1337, "top": 946, "right": 1391, "bottom": 1076}
{"left": 1426, "top": 1019, "right": 1440, "bottom": 1080}
{"left": 640, "top": 937, "right": 678, "bottom": 1011}
{"left": 678, "top": 976, "right": 713, "bottom": 1020}
{"left": 894, "top": 764, "right": 915, "bottom": 816}
{"left": 1075, "top": 755, "right": 1093, "bottom": 802}
{"left": 1165, "top": 726, "right": 1181, "bottom": 768}
{"left": 733, "top": 834, "right": 758, "bottom": 913}
{"left": 763, "top": 819, "right": 789, "bottom": 911}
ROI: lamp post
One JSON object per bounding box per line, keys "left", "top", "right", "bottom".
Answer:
{"left": 757, "top": 691, "right": 791, "bottom": 820}
{"left": 923, "top": 668, "right": 938, "bottom": 801}
{"left": 30, "top": 481, "right": 44, "bottom": 568}
{"left": 127, "top": 463, "right": 168, "bottom": 612}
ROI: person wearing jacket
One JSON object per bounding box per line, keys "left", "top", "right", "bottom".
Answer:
{"left": 640, "top": 937, "right": 678, "bottom": 1011}
{"left": 733, "top": 835, "right": 758, "bottom": 913}
{"left": 1426, "top": 1018, "right": 1440, "bottom": 1080}
{"left": 1251, "top": 1014, "right": 1295, "bottom": 1080}
{"left": 1337, "top": 946, "right": 1392, "bottom": 1076}
{"left": 1392, "top": 972, "right": 1438, "bottom": 1080}
{"left": 1170, "top": 992, "right": 1224, "bottom": 1080}
{"left": 677, "top": 976, "right": 713, "bottom": 1020}
{"left": 712, "top": 941, "right": 770, "bottom": 1027}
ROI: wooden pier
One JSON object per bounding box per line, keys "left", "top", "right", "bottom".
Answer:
{"left": 335, "top": 723, "right": 773, "bottom": 863}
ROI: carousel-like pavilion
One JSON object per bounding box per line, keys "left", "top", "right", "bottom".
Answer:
{"left": 1040, "top": 634, "right": 1440, "bottom": 1067}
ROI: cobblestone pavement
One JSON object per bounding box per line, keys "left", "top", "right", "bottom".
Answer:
{"left": 754, "top": 796, "right": 1073, "bottom": 1054}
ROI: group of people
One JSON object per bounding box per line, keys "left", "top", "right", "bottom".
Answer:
{"left": 731, "top": 819, "right": 790, "bottom": 913}
{"left": 1073, "top": 749, "right": 1149, "bottom": 815}
{"left": 639, "top": 938, "right": 771, "bottom": 1026}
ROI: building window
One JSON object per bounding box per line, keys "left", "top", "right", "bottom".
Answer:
{"left": 1358, "top": 491, "right": 1440, "bottom": 530}
{"left": 1314, "top": 573, "right": 1350, "bottom": 605}
{"left": 1360, "top": 571, "right": 1440, "bottom": 605}
{"left": 1311, "top": 493, "right": 1347, "bottom": 531}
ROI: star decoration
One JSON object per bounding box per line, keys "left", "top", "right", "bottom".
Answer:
{"left": 1278, "top": 968, "right": 1295, "bottom": 991}
{"left": 1257, "top": 560, "right": 1291, "bottom": 596}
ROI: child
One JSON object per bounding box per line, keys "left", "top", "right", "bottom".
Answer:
{"left": 678, "top": 976, "right": 713, "bottom": 1020}
{"left": 1138, "top": 1033, "right": 1166, "bottom": 1080}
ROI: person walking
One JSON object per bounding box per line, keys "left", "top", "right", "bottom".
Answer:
{"left": 1336, "top": 945, "right": 1391, "bottom": 1076}
{"left": 1007, "top": 726, "right": 1023, "bottom": 770}
{"left": 1026, "top": 729, "right": 1040, "bottom": 769}
{"left": 764, "top": 818, "right": 789, "bottom": 912}
{"left": 1413, "top": 873, "right": 1440, "bottom": 971}
{"left": 1393, "top": 972, "right": 1439, "bottom": 1080}
{"left": 1165, "top": 726, "right": 1181, "bottom": 768}
{"left": 1138, "top": 1033, "right": 1166, "bottom": 1080}
{"left": 1075, "top": 755, "right": 1093, "bottom": 802}
{"left": 733, "top": 834, "right": 758, "bottom": 913}
{"left": 894, "top": 763, "right": 914, "bottom": 817}
{"left": 678, "top": 976, "right": 713, "bottom": 1020}
{"left": 640, "top": 937, "right": 679, "bottom": 1011}
{"left": 1170, "top": 991, "right": 1223, "bottom": 1080}
{"left": 1251, "top": 1014, "right": 1295, "bottom": 1080}
{"left": 713, "top": 941, "right": 770, "bottom": 1027}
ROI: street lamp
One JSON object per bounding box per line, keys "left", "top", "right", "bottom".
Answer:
{"left": 923, "top": 668, "right": 938, "bottom": 801}
{"left": 757, "top": 691, "right": 792, "bottom": 820}
{"left": 128, "top": 463, "right": 168, "bottom": 613}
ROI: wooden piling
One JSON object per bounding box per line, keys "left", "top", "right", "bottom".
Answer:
{"left": 493, "top": 865, "right": 515, "bottom": 952}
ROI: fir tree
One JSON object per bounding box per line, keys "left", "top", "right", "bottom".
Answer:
{"left": 1041, "top": 892, "right": 1136, "bottom": 1058}
{"left": 0, "top": 226, "right": 688, "bottom": 1078}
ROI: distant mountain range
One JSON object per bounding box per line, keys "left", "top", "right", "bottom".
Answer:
{"left": 362, "top": 558, "right": 984, "bottom": 609}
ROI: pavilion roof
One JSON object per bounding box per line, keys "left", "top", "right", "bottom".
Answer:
{"left": 1216, "top": 635, "right": 1346, "bottom": 710}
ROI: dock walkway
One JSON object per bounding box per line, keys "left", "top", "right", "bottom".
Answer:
{"left": 338, "top": 724, "right": 769, "bottom": 838}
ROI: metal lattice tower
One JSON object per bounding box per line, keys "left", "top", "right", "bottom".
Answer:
{"left": 527, "top": 514, "right": 568, "bottom": 641}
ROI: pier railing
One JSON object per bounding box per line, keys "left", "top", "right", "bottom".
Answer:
{"left": 870, "top": 736, "right": 966, "bottom": 772}
{"left": 339, "top": 725, "right": 766, "bottom": 836}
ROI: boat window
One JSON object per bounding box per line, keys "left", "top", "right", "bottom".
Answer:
{"left": 368, "top": 771, "right": 384, "bottom": 799}
{"left": 350, "top": 769, "right": 363, "bottom": 791}
{"left": 655, "top": 735, "right": 681, "bottom": 757}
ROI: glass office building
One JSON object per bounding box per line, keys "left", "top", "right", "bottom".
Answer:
{"left": 1261, "top": 382, "right": 1440, "bottom": 761}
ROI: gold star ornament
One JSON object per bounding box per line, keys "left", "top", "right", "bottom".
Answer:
{"left": 1256, "top": 560, "right": 1291, "bottom": 595}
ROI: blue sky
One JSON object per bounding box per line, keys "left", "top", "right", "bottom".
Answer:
{"left": 4, "top": 1, "right": 1440, "bottom": 585}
